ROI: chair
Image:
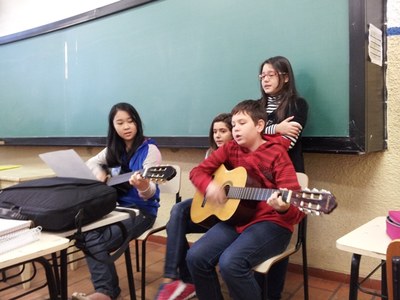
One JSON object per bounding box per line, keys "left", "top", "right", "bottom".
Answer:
{"left": 134, "top": 164, "right": 182, "bottom": 300}
{"left": 386, "top": 239, "right": 400, "bottom": 300}
{"left": 253, "top": 172, "right": 309, "bottom": 300}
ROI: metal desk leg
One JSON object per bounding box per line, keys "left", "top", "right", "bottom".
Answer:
{"left": 59, "top": 248, "right": 68, "bottom": 300}
{"left": 381, "top": 260, "right": 387, "bottom": 299}
{"left": 349, "top": 254, "right": 361, "bottom": 300}
{"left": 124, "top": 246, "right": 136, "bottom": 300}
{"left": 36, "top": 256, "right": 59, "bottom": 300}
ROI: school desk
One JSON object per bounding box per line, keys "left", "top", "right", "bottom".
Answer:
{"left": 0, "top": 232, "right": 70, "bottom": 299}
{"left": 0, "top": 166, "right": 137, "bottom": 299}
{"left": 336, "top": 216, "right": 391, "bottom": 299}
{"left": 0, "top": 164, "right": 54, "bottom": 188}
{"left": 0, "top": 165, "right": 55, "bottom": 289}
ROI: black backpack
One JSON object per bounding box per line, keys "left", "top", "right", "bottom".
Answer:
{"left": 0, "top": 177, "right": 117, "bottom": 231}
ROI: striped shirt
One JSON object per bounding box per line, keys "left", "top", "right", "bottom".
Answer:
{"left": 265, "top": 96, "right": 301, "bottom": 150}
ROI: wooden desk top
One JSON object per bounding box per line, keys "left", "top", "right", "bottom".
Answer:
{"left": 336, "top": 216, "right": 392, "bottom": 260}
{"left": 0, "top": 165, "right": 54, "bottom": 188}
{"left": 0, "top": 232, "right": 69, "bottom": 269}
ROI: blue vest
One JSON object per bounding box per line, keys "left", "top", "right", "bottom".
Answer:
{"left": 112, "top": 139, "right": 160, "bottom": 216}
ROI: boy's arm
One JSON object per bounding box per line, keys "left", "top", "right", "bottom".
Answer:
{"left": 189, "top": 145, "right": 228, "bottom": 194}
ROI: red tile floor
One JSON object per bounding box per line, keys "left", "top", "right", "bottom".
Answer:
{"left": 0, "top": 240, "right": 382, "bottom": 299}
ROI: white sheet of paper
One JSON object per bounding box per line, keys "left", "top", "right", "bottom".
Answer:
{"left": 39, "top": 149, "right": 97, "bottom": 180}
{"left": 368, "top": 23, "right": 383, "bottom": 67}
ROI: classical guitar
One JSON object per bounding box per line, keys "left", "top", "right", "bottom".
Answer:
{"left": 106, "top": 165, "right": 177, "bottom": 186}
{"left": 190, "top": 165, "right": 337, "bottom": 227}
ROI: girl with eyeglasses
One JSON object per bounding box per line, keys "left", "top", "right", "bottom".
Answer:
{"left": 259, "top": 56, "right": 308, "bottom": 173}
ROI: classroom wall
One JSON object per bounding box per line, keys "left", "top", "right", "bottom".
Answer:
{"left": 0, "top": 0, "right": 399, "bottom": 280}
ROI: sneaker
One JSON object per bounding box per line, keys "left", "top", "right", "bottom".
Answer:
{"left": 71, "top": 292, "right": 122, "bottom": 300}
{"left": 175, "top": 283, "right": 196, "bottom": 300}
{"left": 155, "top": 280, "right": 187, "bottom": 300}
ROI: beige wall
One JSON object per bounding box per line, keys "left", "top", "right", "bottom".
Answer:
{"left": 1, "top": 5, "right": 399, "bottom": 280}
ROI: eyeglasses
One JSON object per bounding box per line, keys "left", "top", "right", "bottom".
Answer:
{"left": 258, "top": 72, "right": 286, "bottom": 80}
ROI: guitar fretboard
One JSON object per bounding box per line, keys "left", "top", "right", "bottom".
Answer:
{"left": 226, "top": 186, "right": 291, "bottom": 202}
{"left": 107, "top": 172, "right": 133, "bottom": 186}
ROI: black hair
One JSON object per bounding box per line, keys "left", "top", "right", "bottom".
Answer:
{"left": 259, "top": 56, "right": 300, "bottom": 122}
{"left": 208, "top": 113, "right": 232, "bottom": 150}
{"left": 105, "top": 102, "right": 145, "bottom": 167}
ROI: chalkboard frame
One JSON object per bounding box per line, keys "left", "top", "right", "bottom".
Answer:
{"left": 0, "top": 0, "right": 158, "bottom": 45}
{"left": 0, "top": 0, "right": 387, "bottom": 154}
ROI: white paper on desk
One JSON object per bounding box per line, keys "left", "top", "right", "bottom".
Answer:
{"left": 39, "top": 149, "right": 97, "bottom": 180}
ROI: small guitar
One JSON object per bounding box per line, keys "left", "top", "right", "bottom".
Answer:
{"left": 106, "top": 165, "right": 176, "bottom": 186}
{"left": 190, "top": 165, "right": 337, "bottom": 227}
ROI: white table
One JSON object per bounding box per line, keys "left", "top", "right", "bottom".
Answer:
{"left": 336, "top": 216, "right": 391, "bottom": 299}
{"left": 2, "top": 210, "right": 136, "bottom": 300}
{"left": 0, "top": 232, "right": 70, "bottom": 299}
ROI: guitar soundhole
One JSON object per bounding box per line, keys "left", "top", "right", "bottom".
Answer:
{"left": 223, "top": 185, "right": 230, "bottom": 197}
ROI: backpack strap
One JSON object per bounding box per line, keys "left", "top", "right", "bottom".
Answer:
{"left": 72, "top": 208, "right": 137, "bottom": 264}
{"left": 0, "top": 206, "right": 29, "bottom": 220}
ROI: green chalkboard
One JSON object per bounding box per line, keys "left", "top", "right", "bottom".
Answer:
{"left": 0, "top": 0, "right": 386, "bottom": 152}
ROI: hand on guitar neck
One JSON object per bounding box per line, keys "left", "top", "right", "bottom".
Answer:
{"left": 266, "top": 191, "right": 291, "bottom": 213}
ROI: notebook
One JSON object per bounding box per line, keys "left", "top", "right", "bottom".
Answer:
{"left": 39, "top": 149, "right": 97, "bottom": 180}
{"left": 0, "top": 225, "right": 41, "bottom": 255}
{"left": 0, "top": 218, "right": 32, "bottom": 237}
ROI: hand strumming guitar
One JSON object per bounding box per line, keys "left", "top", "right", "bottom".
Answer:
{"left": 205, "top": 181, "right": 227, "bottom": 205}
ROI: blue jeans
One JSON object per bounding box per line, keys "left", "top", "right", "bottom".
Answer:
{"left": 186, "top": 221, "right": 292, "bottom": 300}
{"left": 164, "top": 199, "right": 207, "bottom": 283}
{"left": 82, "top": 211, "right": 155, "bottom": 299}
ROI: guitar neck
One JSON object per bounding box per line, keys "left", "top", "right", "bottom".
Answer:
{"left": 227, "top": 186, "right": 292, "bottom": 203}
{"left": 106, "top": 172, "right": 135, "bottom": 186}
{"left": 106, "top": 165, "right": 177, "bottom": 187}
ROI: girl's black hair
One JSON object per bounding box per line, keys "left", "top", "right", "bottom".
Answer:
{"left": 105, "top": 102, "right": 145, "bottom": 167}
{"left": 259, "top": 56, "right": 300, "bottom": 122}
{"left": 208, "top": 113, "right": 232, "bottom": 150}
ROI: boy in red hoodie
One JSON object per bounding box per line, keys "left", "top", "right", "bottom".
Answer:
{"left": 187, "top": 99, "right": 304, "bottom": 300}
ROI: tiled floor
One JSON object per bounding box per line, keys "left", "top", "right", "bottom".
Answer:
{"left": 0, "top": 240, "right": 381, "bottom": 300}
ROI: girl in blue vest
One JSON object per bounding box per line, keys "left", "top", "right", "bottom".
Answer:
{"left": 72, "top": 102, "right": 162, "bottom": 300}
